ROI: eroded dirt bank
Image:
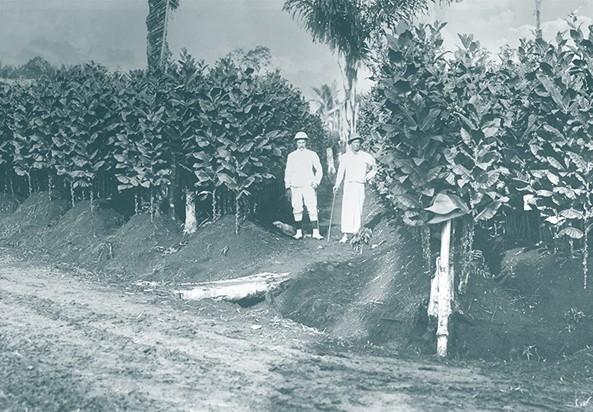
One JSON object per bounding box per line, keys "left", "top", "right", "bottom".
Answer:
{"left": 1, "top": 253, "right": 591, "bottom": 411}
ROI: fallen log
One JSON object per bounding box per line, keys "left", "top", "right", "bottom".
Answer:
{"left": 175, "top": 272, "right": 291, "bottom": 302}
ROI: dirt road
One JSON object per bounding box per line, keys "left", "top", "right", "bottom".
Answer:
{"left": 0, "top": 253, "right": 589, "bottom": 411}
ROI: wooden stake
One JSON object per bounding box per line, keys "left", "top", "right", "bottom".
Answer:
{"left": 437, "top": 219, "right": 452, "bottom": 357}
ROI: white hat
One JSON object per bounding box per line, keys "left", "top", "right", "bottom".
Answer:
{"left": 294, "top": 131, "right": 309, "bottom": 141}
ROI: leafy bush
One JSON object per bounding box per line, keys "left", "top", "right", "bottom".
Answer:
{"left": 361, "top": 17, "right": 593, "bottom": 289}
{"left": 0, "top": 51, "right": 327, "bottom": 233}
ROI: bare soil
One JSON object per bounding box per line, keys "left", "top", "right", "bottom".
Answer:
{"left": 1, "top": 191, "right": 593, "bottom": 410}
{"left": 1, "top": 253, "right": 592, "bottom": 411}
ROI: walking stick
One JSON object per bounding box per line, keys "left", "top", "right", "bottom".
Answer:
{"left": 327, "top": 190, "right": 337, "bottom": 242}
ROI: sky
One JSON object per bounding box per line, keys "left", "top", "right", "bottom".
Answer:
{"left": 0, "top": 0, "right": 592, "bottom": 100}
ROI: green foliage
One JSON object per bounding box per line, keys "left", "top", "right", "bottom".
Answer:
{"left": 370, "top": 23, "right": 456, "bottom": 226}
{"left": 283, "top": 0, "right": 445, "bottom": 63}
{"left": 0, "top": 52, "right": 323, "bottom": 227}
{"left": 361, "top": 16, "right": 593, "bottom": 288}
{"left": 0, "top": 56, "right": 57, "bottom": 80}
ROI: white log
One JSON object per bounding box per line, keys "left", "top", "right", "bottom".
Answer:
{"left": 183, "top": 191, "right": 197, "bottom": 235}
{"left": 437, "top": 219, "right": 452, "bottom": 357}
{"left": 176, "top": 272, "right": 290, "bottom": 301}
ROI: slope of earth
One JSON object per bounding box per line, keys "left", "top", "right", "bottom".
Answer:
{"left": 0, "top": 192, "right": 69, "bottom": 247}
{"left": 0, "top": 193, "right": 356, "bottom": 285}
{"left": 273, "top": 193, "right": 593, "bottom": 362}
{"left": 1, "top": 191, "right": 592, "bottom": 364}
{"left": 1, "top": 253, "right": 591, "bottom": 412}
{"left": 0, "top": 193, "right": 19, "bottom": 217}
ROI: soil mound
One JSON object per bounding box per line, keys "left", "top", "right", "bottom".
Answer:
{"left": 272, "top": 193, "right": 429, "bottom": 351}
{"left": 456, "top": 248, "right": 593, "bottom": 360}
{"left": 98, "top": 213, "right": 182, "bottom": 281}
{"left": 273, "top": 225, "right": 426, "bottom": 349}
{"left": 0, "top": 193, "right": 19, "bottom": 217}
{"left": 0, "top": 192, "right": 69, "bottom": 247}
{"left": 94, "top": 214, "right": 313, "bottom": 284}
{"left": 2, "top": 191, "right": 591, "bottom": 362}
{"left": 156, "top": 216, "right": 290, "bottom": 283}
{"left": 40, "top": 201, "right": 125, "bottom": 264}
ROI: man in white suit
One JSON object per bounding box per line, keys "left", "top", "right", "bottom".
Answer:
{"left": 333, "top": 135, "right": 376, "bottom": 243}
{"left": 284, "top": 131, "right": 324, "bottom": 240}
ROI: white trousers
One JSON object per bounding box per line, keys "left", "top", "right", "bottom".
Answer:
{"left": 291, "top": 186, "right": 318, "bottom": 221}
{"left": 341, "top": 182, "right": 365, "bottom": 234}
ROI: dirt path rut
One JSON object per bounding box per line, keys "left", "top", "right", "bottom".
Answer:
{"left": 0, "top": 254, "right": 588, "bottom": 411}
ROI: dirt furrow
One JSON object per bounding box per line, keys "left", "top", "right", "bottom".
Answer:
{"left": 0, "top": 254, "right": 587, "bottom": 411}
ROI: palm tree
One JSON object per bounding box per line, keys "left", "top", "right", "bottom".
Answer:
{"left": 312, "top": 82, "right": 341, "bottom": 131}
{"left": 312, "top": 82, "right": 342, "bottom": 173}
{"left": 283, "top": 0, "right": 447, "bottom": 142}
{"left": 146, "top": 0, "right": 181, "bottom": 71}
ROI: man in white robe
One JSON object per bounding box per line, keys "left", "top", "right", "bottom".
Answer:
{"left": 284, "top": 131, "right": 324, "bottom": 240}
{"left": 333, "top": 135, "right": 376, "bottom": 243}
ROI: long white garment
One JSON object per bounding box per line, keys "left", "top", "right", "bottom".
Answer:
{"left": 341, "top": 182, "right": 365, "bottom": 233}
{"left": 335, "top": 150, "right": 376, "bottom": 234}
{"left": 284, "top": 148, "right": 323, "bottom": 221}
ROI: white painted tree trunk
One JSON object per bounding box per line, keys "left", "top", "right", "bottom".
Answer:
{"left": 437, "top": 220, "right": 452, "bottom": 357}
{"left": 427, "top": 257, "right": 440, "bottom": 318}
{"left": 183, "top": 191, "right": 197, "bottom": 235}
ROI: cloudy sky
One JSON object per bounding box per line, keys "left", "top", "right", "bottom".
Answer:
{"left": 0, "top": 0, "right": 591, "bottom": 99}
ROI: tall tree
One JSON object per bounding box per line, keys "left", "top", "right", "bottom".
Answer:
{"left": 146, "top": 0, "right": 180, "bottom": 71}
{"left": 283, "top": 0, "right": 449, "bottom": 142}
{"left": 312, "top": 82, "right": 341, "bottom": 173}
{"left": 226, "top": 46, "right": 273, "bottom": 74}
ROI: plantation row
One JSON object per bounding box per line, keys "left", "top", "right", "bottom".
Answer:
{"left": 0, "top": 52, "right": 326, "bottom": 230}
{"left": 361, "top": 18, "right": 593, "bottom": 287}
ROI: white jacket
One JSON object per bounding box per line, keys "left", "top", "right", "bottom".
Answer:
{"left": 335, "top": 150, "right": 376, "bottom": 186}
{"left": 284, "top": 148, "right": 323, "bottom": 188}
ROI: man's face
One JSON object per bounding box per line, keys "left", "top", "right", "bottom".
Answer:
{"left": 296, "top": 139, "right": 307, "bottom": 149}
{"left": 351, "top": 140, "right": 361, "bottom": 152}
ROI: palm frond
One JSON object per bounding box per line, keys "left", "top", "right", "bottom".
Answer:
{"left": 283, "top": 0, "right": 368, "bottom": 63}
{"left": 283, "top": 0, "right": 446, "bottom": 64}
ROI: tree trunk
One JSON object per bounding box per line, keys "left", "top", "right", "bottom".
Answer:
{"left": 212, "top": 188, "right": 217, "bottom": 221}
{"left": 27, "top": 173, "right": 32, "bottom": 198}
{"left": 70, "top": 180, "right": 75, "bottom": 208}
{"left": 339, "top": 56, "right": 359, "bottom": 145}
{"left": 90, "top": 186, "right": 94, "bottom": 213}
{"left": 183, "top": 190, "right": 197, "bottom": 235}
{"left": 584, "top": 220, "right": 589, "bottom": 290}
{"left": 169, "top": 155, "right": 176, "bottom": 221}
{"left": 437, "top": 219, "right": 452, "bottom": 357}
{"left": 235, "top": 194, "right": 240, "bottom": 235}
{"left": 428, "top": 256, "right": 439, "bottom": 319}
{"left": 48, "top": 174, "right": 53, "bottom": 202}
{"left": 326, "top": 147, "right": 336, "bottom": 175}
{"left": 146, "top": 0, "right": 171, "bottom": 71}
{"left": 134, "top": 191, "right": 139, "bottom": 215}
{"left": 149, "top": 187, "right": 154, "bottom": 222}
